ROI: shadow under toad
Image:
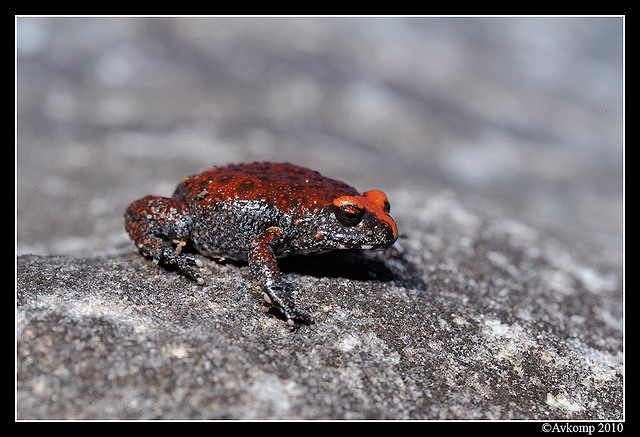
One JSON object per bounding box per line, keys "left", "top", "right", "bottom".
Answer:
{"left": 281, "top": 242, "right": 426, "bottom": 293}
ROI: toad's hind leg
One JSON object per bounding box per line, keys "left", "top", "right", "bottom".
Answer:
{"left": 124, "top": 195, "right": 204, "bottom": 283}
{"left": 248, "top": 227, "right": 313, "bottom": 326}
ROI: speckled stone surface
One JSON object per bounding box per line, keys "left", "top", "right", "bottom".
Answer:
{"left": 17, "top": 17, "right": 623, "bottom": 420}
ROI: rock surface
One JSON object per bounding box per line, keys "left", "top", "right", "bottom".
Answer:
{"left": 17, "top": 17, "right": 623, "bottom": 420}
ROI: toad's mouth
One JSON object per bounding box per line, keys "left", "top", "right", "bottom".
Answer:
{"left": 336, "top": 243, "right": 375, "bottom": 250}
{"left": 331, "top": 237, "right": 396, "bottom": 251}
{"left": 329, "top": 228, "right": 398, "bottom": 251}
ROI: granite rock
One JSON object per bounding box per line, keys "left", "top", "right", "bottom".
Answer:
{"left": 17, "top": 199, "right": 622, "bottom": 419}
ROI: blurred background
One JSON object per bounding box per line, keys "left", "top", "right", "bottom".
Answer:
{"left": 16, "top": 17, "right": 623, "bottom": 269}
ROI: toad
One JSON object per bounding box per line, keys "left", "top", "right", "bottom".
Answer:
{"left": 124, "top": 162, "right": 398, "bottom": 326}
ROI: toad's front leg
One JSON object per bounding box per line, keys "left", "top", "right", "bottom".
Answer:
{"left": 248, "top": 226, "right": 313, "bottom": 326}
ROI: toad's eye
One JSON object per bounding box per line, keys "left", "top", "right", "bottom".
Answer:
{"left": 332, "top": 203, "right": 365, "bottom": 227}
{"left": 383, "top": 200, "right": 390, "bottom": 213}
